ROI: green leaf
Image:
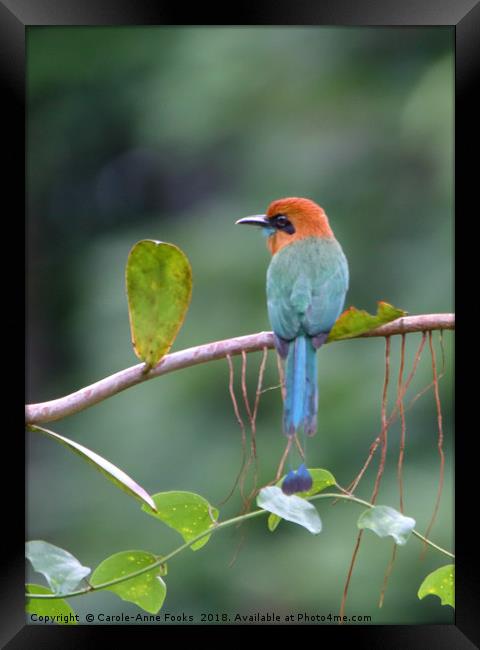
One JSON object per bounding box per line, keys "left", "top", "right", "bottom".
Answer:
{"left": 267, "top": 468, "right": 335, "bottom": 532}
{"left": 26, "top": 584, "right": 77, "bottom": 624}
{"left": 126, "top": 239, "right": 192, "bottom": 367}
{"left": 418, "top": 564, "right": 455, "bottom": 608}
{"left": 31, "top": 425, "right": 157, "bottom": 511}
{"left": 357, "top": 505, "right": 416, "bottom": 545}
{"left": 328, "top": 301, "right": 407, "bottom": 342}
{"left": 25, "top": 541, "right": 90, "bottom": 595}
{"left": 257, "top": 486, "right": 322, "bottom": 534}
{"left": 142, "top": 491, "right": 219, "bottom": 550}
{"left": 90, "top": 550, "right": 167, "bottom": 614}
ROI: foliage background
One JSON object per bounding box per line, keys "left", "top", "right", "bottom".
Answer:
{"left": 26, "top": 26, "right": 453, "bottom": 624}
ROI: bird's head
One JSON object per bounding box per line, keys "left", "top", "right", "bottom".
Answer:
{"left": 236, "top": 197, "right": 333, "bottom": 254}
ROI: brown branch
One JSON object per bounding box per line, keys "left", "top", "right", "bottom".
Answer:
{"left": 275, "top": 437, "right": 293, "bottom": 481}
{"left": 253, "top": 347, "right": 269, "bottom": 424}
{"left": 222, "top": 347, "right": 268, "bottom": 510}
{"left": 247, "top": 347, "right": 269, "bottom": 498}
{"left": 370, "top": 337, "right": 391, "bottom": 505}
{"left": 26, "top": 313, "right": 454, "bottom": 425}
{"left": 217, "top": 354, "right": 248, "bottom": 507}
{"left": 344, "top": 331, "right": 428, "bottom": 496}
{"left": 239, "top": 350, "right": 255, "bottom": 499}
{"left": 339, "top": 530, "right": 364, "bottom": 620}
{"left": 421, "top": 331, "right": 446, "bottom": 555}
{"left": 379, "top": 544, "right": 398, "bottom": 608}
{"left": 404, "top": 330, "right": 447, "bottom": 414}
{"left": 397, "top": 334, "right": 407, "bottom": 513}
{"left": 341, "top": 337, "right": 391, "bottom": 619}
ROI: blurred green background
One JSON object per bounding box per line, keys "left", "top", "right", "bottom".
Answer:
{"left": 26, "top": 27, "right": 453, "bottom": 625}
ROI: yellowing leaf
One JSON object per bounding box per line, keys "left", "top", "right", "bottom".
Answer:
{"left": 418, "top": 564, "right": 455, "bottom": 608}
{"left": 142, "top": 491, "right": 219, "bottom": 551}
{"left": 328, "top": 301, "right": 407, "bottom": 342}
{"left": 90, "top": 550, "right": 167, "bottom": 614}
{"left": 126, "top": 240, "right": 192, "bottom": 367}
{"left": 26, "top": 584, "right": 77, "bottom": 624}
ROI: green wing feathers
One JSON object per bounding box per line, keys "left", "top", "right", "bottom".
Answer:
{"left": 267, "top": 236, "right": 348, "bottom": 438}
{"left": 266, "top": 236, "right": 349, "bottom": 340}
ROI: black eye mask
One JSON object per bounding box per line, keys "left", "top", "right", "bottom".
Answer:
{"left": 270, "top": 214, "right": 296, "bottom": 235}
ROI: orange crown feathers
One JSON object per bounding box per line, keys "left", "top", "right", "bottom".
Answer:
{"left": 265, "top": 197, "right": 333, "bottom": 255}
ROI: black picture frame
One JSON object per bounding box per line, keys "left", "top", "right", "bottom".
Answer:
{"left": 5, "top": 0, "right": 477, "bottom": 646}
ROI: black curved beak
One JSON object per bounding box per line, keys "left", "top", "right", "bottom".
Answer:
{"left": 235, "top": 215, "right": 270, "bottom": 227}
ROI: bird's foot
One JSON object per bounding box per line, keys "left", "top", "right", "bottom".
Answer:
{"left": 274, "top": 334, "right": 289, "bottom": 359}
{"left": 312, "top": 332, "right": 329, "bottom": 350}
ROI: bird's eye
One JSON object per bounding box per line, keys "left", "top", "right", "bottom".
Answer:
{"left": 274, "top": 215, "right": 288, "bottom": 226}
{"left": 271, "top": 213, "right": 295, "bottom": 235}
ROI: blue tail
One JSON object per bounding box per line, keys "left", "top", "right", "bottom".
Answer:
{"left": 304, "top": 337, "right": 318, "bottom": 436}
{"left": 283, "top": 335, "right": 318, "bottom": 437}
{"left": 281, "top": 335, "right": 318, "bottom": 495}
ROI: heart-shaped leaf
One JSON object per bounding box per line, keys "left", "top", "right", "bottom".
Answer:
{"left": 357, "top": 505, "right": 415, "bottom": 545}
{"left": 30, "top": 425, "right": 157, "bottom": 511}
{"left": 90, "top": 550, "right": 167, "bottom": 614}
{"left": 328, "top": 301, "right": 407, "bottom": 342}
{"left": 418, "top": 564, "right": 455, "bottom": 608}
{"left": 26, "top": 584, "right": 77, "bottom": 624}
{"left": 142, "top": 491, "right": 219, "bottom": 551}
{"left": 257, "top": 486, "right": 322, "bottom": 534}
{"left": 268, "top": 468, "right": 335, "bottom": 532}
{"left": 126, "top": 239, "right": 192, "bottom": 367}
{"left": 26, "top": 541, "right": 90, "bottom": 595}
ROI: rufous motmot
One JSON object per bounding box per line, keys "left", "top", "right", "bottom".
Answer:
{"left": 236, "top": 197, "right": 349, "bottom": 495}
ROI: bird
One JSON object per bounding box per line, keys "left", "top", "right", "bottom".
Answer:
{"left": 236, "top": 197, "right": 349, "bottom": 495}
